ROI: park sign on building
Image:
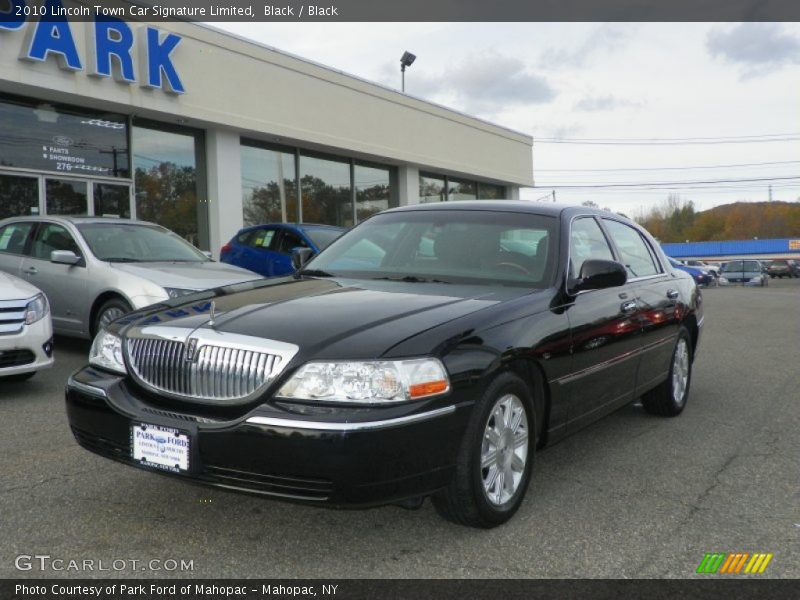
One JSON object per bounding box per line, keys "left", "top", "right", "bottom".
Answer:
{"left": 0, "top": 0, "right": 184, "bottom": 94}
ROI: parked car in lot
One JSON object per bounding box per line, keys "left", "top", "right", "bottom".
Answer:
{"left": 719, "top": 260, "right": 768, "bottom": 286}
{"left": 0, "top": 271, "right": 53, "bottom": 381}
{"left": 668, "top": 258, "right": 714, "bottom": 286}
{"left": 220, "top": 223, "right": 345, "bottom": 277}
{"left": 766, "top": 259, "right": 797, "bottom": 278}
{"left": 681, "top": 260, "right": 719, "bottom": 277}
{"left": 0, "top": 217, "right": 262, "bottom": 338}
{"left": 66, "top": 202, "right": 702, "bottom": 528}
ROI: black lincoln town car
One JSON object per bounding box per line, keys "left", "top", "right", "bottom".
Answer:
{"left": 66, "top": 202, "right": 702, "bottom": 527}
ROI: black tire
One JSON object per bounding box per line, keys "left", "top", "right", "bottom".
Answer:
{"left": 641, "top": 328, "right": 692, "bottom": 417}
{"left": 93, "top": 297, "right": 132, "bottom": 337}
{"left": 1, "top": 371, "right": 36, "bottom": 382}
{"left": 433, "top": 372, "right": 535, "bottom": 528}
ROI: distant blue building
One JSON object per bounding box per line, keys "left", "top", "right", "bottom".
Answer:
{"left": 661, "top": 238, "right": 800, "bottom": 259}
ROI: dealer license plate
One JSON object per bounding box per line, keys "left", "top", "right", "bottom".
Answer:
{"left": 132, "top": 423, "right": 190, "bottom": 473}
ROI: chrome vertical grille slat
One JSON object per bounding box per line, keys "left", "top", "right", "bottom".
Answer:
{"left": 125, "top": 330, "right": 298, "bottom": 404}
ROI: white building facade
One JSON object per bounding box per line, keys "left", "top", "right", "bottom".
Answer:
{"left": 0, "top": 17, "right": 533, "bottom": 255}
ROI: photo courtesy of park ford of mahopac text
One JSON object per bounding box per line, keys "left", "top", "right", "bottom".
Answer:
{"left": 0, "top": 0, "right": 799, "bottom": 599}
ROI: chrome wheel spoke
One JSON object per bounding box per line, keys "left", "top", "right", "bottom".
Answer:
{"left": 481, "top": 448, "right": 499, "bottom": 468}
{"left": 514, "top": 430, "right": 528, "bottom": 448}
{"left": 511, "top": 453, "right": 525, "bottom": 473}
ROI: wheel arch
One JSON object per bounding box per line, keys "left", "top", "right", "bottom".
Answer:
{"left": 500, "top": 357, "right": 550, "bottom": 449}
{"left": 89, "top": 291, "right": 132, "bottom": 337}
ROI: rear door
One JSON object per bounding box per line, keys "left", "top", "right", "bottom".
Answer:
{"left": 238, "top": 227, "right": 280, "bottom": 277}
{"left": 564, "top": 216, "right": 644, "bottom": 432}
{"left": 601, "top": 218, "right": 679, "bottom": 395}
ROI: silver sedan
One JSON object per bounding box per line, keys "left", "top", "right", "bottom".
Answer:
{"left": 0, "top": 216, "right": 262, "bottom": 338}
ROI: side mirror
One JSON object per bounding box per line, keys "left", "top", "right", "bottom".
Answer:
{"left": 50, "top": 250, "right": 81, "bottom": 265}
{"left": 291, "top": 247, "right": 315, "bottom": 270}
{"left": 572, "top": 259, "right": 627, "bottom": 292}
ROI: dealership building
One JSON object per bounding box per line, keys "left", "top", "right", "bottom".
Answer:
{"left": 0, "top": 16, "right": 534, "bottom": 255}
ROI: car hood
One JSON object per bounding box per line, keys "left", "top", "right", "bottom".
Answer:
{"left": 111, "top": 261, "right": 261, "bottom": 290}
{"left": 0, "top": 270, "right": 41, "bottom": 300}
{"left": 120, "top": 277, "right": 536, "bottom": 359}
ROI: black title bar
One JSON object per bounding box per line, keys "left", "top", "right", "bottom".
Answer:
{"left": 2, "top": 0, "right": 800, "bottom": 22}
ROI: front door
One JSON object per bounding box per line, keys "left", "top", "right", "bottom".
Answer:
{"left": 20, "top": 222, "right": 88, "bottom": 334}
{"left": 564, "top": 216, "right": 643, "bottom": 432}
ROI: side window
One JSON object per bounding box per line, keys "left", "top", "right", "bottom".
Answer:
{"left": 0, "top": 222, "right": 35, "bottom": 255}
{"left": 30, "top": 224, "right": 81, "bottom": 260}
{"left": 276, "top": 230, "right": 308, "bottom": 254}
{"left": 570, "top": 217, "right": 614, "bottom": 277}
{"left": 247, "top": 228, "right": 276, "bottom": 250}
{"left": 602, "top": 219, "right": 660, "bottom": 278}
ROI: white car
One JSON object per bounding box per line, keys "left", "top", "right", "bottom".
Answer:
{"left": 0, "top": 271, "right": 54, "bottom": 381}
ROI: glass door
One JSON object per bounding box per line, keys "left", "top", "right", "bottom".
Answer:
{"left": 0, "top": 172, "right": 40, "bottom": 220}
{"left": 93, "top": 182, "right": 132, "bottom": 218}
{"left": 45, "top": 178, "right": 88, "bottom": 215}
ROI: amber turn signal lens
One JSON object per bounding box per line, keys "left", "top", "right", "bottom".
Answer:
{"left": 408, "top": 379, "right": 449, "bottom": 399}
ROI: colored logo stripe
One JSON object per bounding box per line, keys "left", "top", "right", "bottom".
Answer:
{"left": 696, "top": 553, "right": 773, "bottom": 574}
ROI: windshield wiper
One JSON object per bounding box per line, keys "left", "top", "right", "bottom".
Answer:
{"left": 299, "top": 269, "right": 336, "bottom": 278}
{"left": 104, "top": 257, "right": 141, "bottom": 263}
{"left": 372, "top": 275, "right": 451, "bottom": 284}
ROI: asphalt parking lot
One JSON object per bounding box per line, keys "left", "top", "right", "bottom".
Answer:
{"left": 1, "top": 278, "right": 798, "bottom": 579}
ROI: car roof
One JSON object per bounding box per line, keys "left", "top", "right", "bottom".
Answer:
{"left": 383, "top": 200, "right": 635, "bottom": 221}
{"left": 0, "top": 215, "right": 159, "bottom": 227}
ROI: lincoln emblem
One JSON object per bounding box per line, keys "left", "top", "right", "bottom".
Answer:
{"left": 185, "top": 337, "right": 198, "bottom": 362}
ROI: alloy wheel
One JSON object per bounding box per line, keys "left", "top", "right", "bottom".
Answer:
{"left": 480, "top": 393, "right": 529, "bottom": 506}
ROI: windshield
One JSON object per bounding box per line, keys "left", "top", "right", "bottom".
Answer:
{"left": 303, "top": 227, "right": 344, "bottom": 250}
{"left": 78, "top": 223, "right": 209, "bottom": 263}
{"left": 304, "top": 210, "right": 558, "bottom": 287}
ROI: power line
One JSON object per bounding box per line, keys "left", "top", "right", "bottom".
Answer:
{"left": 536, "top": 160, "right": 800, "bottom": 173}
{"left": 534, "top": 132, "right": 800, "bottom": 145}
{"left": 534, "top": 175, "right": 800, "bottom": 190}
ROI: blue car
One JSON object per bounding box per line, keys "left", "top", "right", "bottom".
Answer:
{"left": 220, "top": 223, "right": 345, "bottom": 278}
{"left": 668, "top": 257, "right": 713, "bottom": 286}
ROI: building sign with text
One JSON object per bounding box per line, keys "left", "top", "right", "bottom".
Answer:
{"left": 0, "top": 0, "right": 185, "bottom": 94}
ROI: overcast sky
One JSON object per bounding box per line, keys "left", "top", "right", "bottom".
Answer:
{"left": 215, "top": 22, "right": 800, "bottom": 216}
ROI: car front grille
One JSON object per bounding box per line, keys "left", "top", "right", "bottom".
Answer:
{"left": 0, "top": 299, "right": 27, "bottom": 335}
{"left": 0, "top": 349, "right": 35, "bottom": 368}
{"left": 124, "top": 330, "right": 298, "bottom": 404}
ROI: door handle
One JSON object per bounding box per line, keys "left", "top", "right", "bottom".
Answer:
{"left": 621, "top": 300, "right": 638, "bottom": 314}
{"left": 23, "top": 267, "right": 37, "bottom": 275}
{"left": 666, "top": 289, "right": 679, "bottom": 300}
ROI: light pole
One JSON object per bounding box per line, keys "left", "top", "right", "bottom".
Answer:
{"left": 400, "top": 51, "right": 416, "bottom": 93}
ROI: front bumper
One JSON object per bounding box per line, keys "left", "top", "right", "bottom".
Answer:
{"left": 65, "top": 367, "right": 470, "bottom": 507}
{"left": 0, "top": 318, "right": 54, "bottom": 377}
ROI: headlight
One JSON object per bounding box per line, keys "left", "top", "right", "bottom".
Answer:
{"left": 748, "top": 276, "right": 761, "bottom": 283}
{"left": 277, "top": 358, "right": 450, "bottom": 404}
{"left": 164, "top": 287, "right": 197, "bottom": 299}
{"left": 719, "top": 277, "right": 729, "bottom": 283}
{"left": 24, "top": 294, "right": 49, "bottom": 325}
{"left": 89, "top": 330, "right": 127, "bottom": 374}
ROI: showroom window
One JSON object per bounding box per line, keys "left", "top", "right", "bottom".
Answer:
{"left": 300, "top": 153, "right": 353, "bottom": 227}
{"left": 241, "top": 142, "right": 298, "bottom": 226}
{"left": 478, "top": 182, "right": 506, "bottom": 199}
{"left": 0, "top": 93, "right": 129, "bottom": 177}
{"left": 419, "top": 173, "right": 447, "bottom": 203}
{"left": 420, "top": 172, "right": 505, "bottom": 202}
{"left": 132, "top": 121, "right": 208, "bottom": 249}
{"left": 240, "top": 140, "right": 398, "bottom": 227}
{"left": 448, "top": 178, "right": 477, "bottom": 201}
{"left": 355, "top": 162, "right": 399, "bottom": 221}
{"left": 0, "top": 174, "right": 39, "bottom": 220}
